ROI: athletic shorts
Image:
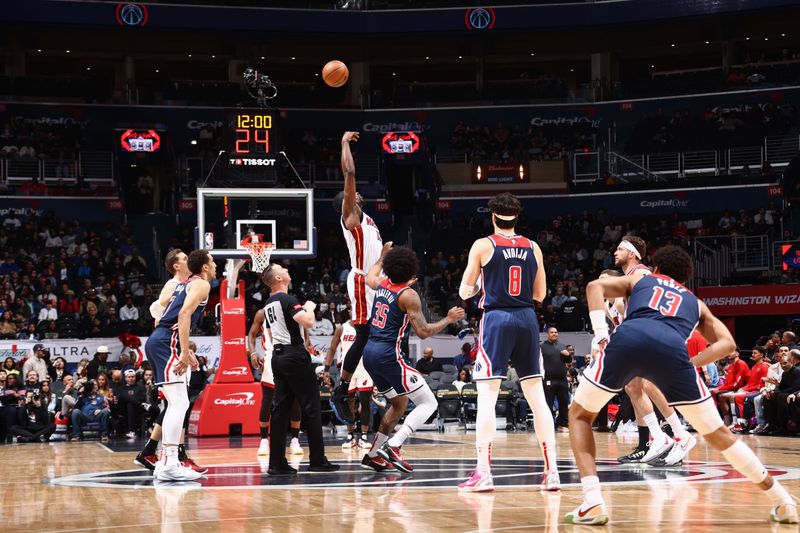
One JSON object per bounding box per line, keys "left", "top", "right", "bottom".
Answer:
{"left": 363, "top": 340, "right": 423, "bottom": 399}
{"left": 348, "top": 358, "right": 373, "bottom": 393}
{"left": 474, "top": 307, "right": 542, "bottom": 382}
{"left": 347, "top": 269, "right": 375, "bottom": 325}
{"left": 145, "top": 327, "right": 190, "bottom": 386}
{"left": 577, "top": 320, "right": 710, "bottom": 411}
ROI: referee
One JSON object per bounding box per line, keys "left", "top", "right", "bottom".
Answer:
{"left": 263, "top": 263, "right": 339, "bottom": 475}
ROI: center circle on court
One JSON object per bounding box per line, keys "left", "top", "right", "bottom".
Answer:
{"left": 47, "top": 458, "right": 799, "bottom": 490}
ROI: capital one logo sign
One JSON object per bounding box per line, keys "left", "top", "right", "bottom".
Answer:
{"left": 223, "top": 337, "right": 245, "bottom": 346}
{"left": 221, "top": 366, "right": 250, "bottom": 376}
{"left": 214, "top": 392, "right": 256, "bottom": 407}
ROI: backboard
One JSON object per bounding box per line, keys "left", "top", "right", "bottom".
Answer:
{"left": 195, "top": 188, "right": 316, "bottom": 260}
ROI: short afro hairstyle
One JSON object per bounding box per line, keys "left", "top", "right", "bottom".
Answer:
{"left": 652, "top": 245, "right": 693, "bottom": 283}
{"left": 487, "top": 193, "right": 521, "bottom": 230}
{"left": 187, "top": 249, "right": 211, "bottom": 275}
{"left": 382, "top": 246, "right": 419, "bottom": 284}
{"left": 621, "top": 235, "right": 647, "bottom": 259}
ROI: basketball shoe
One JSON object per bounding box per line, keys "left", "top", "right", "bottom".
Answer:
{"left": 649, "top": 433, "right": 696, "bottom": 466}
{"left": 540, "top": 470, "right": 561, "bottom": 491}
{"left": 358, "top": 433, "right": 371, "bottom": 448}
{"left": 377, "top": 444, "right": 413, "bottom": 473}
{"left": 564, "top": 503, "right": 609, "bottom": 525}
{"left": 618, "top": 445, "right": 647, "bottom": 463}
{"left": 182, "top": 457, "right": 208, "bottom": 474}
{"left": 154, "top": 462, "right": 204, "bottom": 482}
{"left": 641, "top": 434, "right": 675, "bottom": 463}
{"left": 258, "top": 438, "right": 270, "bottom": 456}
{"left": 361, "top": 454, "right": 395, "bottom": 472}
{"left": 289, "top": 437, "right": 304, "bottom": 455}
{"left": 458, "top": 471, "right": 494, "bottom": 492}
{"left": 771, "top": 496, "right": 799, "bottom": 524}
{"left": 134, "top": 453, "right": 158, "bottom": 471}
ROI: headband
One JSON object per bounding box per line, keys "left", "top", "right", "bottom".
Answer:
{"left": 493, "top": 213, "right": 517, "bottom": 221}
{"left": 619, "top": 240, "right": 642, "bottom": 260}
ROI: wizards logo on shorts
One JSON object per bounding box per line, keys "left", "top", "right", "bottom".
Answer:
{"left": 476, "top": 362, "right": 482, "bottom": 372}
{"left": 410, "top": 375, "right": 418, "bottom": 384}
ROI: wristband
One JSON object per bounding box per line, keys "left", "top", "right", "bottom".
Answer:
{"left": 459, "top": 282, "right": 480, "bottom": 300}
{"left": 589, "top": 310, "right": 608, "bottom": 335}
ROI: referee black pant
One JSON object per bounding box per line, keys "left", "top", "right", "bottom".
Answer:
{"left": 544, "top": 378, "right": 570, "bottom": 427}
{"left": 269, "top": 344, "right": 326, "bottom": 468}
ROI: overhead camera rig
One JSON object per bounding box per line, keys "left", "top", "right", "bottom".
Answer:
{"left": 242, "top": 67, "right": 277, "bottom": 108}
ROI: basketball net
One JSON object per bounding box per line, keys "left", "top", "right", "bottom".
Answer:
{"left": 241, "top": 233, "right": 275, "bottom": 274}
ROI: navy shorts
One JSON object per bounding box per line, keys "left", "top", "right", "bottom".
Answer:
{"left": 362, "top": 340, "right": 424, "bottom": 399}
{"left": 475, "top": 307, "right": 542, "bottom": 381}
{"left": 145, "top": 327, "right": 185, "bottom": 386}
{"left": 584, "top": 320, "right": 710, "bottom": 406}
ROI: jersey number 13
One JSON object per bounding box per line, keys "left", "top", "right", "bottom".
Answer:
{"left": 647, "top": 286, "right": 683, "bottom": 317}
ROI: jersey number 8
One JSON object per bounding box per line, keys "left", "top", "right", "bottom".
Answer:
{"left": 508, "top": 266, "right": 522, "bottom": 296}
{"left": 647, "top": 286, "right": 683, "bottom": 317}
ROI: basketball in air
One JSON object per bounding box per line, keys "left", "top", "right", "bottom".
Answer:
{"left": 322, "top": 60, "right": 349, "bottom": 87}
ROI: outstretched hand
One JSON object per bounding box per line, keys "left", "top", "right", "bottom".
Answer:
{"left": 342, "top": 131, "right": 359, "bottom": 143}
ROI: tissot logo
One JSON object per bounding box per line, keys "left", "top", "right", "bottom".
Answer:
{"left": 213, "top": 392, "right": 256, "bottom": 407}
{"left": 221, "top": 366, "right": 250, "bottom": 376}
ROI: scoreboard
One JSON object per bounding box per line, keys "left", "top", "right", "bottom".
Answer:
{"left": 227, "top": 110, "right": 279, "bottom": 168}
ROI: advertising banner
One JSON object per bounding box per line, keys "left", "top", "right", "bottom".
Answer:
{"left": 697, "top": 285, "right": 800, "bottom": 316}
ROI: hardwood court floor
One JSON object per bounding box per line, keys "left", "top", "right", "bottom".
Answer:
{"left": 7, "top": 430, "right": 800, "bottom": 532}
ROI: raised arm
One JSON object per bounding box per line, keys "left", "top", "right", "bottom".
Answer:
{"left": 324, "top": 324, "right": 344, "bottom": 368}
{"left": 366, "top": 241, "right": 393, "bottom": 290}
{"left": 400, "top": 289, "right": 464, "bottom": 340}
{"left": 341, "top": 131, "right": 361, "bottom": 228}
{"left": 587, "top": 275, "right": 636, "bottom": 347}
{"left": 247, "top": 309, "right": 266, "bottom": 368}
{"left": 532, "top": 241, "right": 546, "bottom": 303}
{"left": 175, "top": 281, "right": 210, "bottom": 375}
{"left": 692, "top": 301, "right": 737, "bottom": 368}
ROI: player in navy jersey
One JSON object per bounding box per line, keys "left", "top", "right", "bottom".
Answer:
{"left": 360, "top": 244, "right": 464, "bottom": 473}
{"left": 565, "top": 245, "right": 797, "bottom": 525}
{"left": 457, "top": 193, "right": 560, "bottom": 493}
{"left": 613, "top": 236, "right": 694, "bottom": 466}
{"left": 144, "top": 249, "right": 215, "bottom": 482}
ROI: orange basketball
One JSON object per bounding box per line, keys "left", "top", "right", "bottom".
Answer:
{"left": 322, "top": 60, "right": 349, "bottom": 88}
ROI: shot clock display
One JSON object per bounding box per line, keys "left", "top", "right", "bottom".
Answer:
{"left": 227, "top": 110, "right": 280, "bottom": 167}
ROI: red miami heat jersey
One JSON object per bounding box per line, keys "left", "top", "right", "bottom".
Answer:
{"left": 479, "top": 234, "right": 538, "bottom": 309}
{"left": 368, "top": 279, "right": 411, "bottom": 345}
{"left": 341, "top": 213, "right": 382, "bottom": 273}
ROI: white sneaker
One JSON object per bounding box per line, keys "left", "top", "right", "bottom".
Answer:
{"left": 458, "top": 470, "right": 494, "bottom": 492}
{"left": 289, "top": 437, "right": 304, "bottom": 455}
{"left": 771, "top": 496, "right": 799, "bottom": 524}
{"left": 358, "top": 434, "right": 371, "bottom": 449}
{"left": 540, "top": 470, "right": 561, "bottom": 491}
{"left": 257, "top": 438, "right": 270, "bottom": 456}
{"left": 125, "top": 431, "right": 136, "bottom": 439}
{"left": 655, "top": 433, "right": 696, "bottom": 466}
{"left": 154, "top": 462, "right": 203, "bottom": 482}
{"left": 564, "top": 502, "right": 609, "bottom": 525}
{"left": 641, "top": 434, "right": 674, "bottom": 463}
{"left": 341, "top": 434, "right": 358, "bottom": 450}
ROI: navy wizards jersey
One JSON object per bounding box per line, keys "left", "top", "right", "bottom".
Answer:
{"left": 623, "top": 274, "right": 700, "bottom": 340}
{"left": 156, "top": 276, "right": 208, "bottom": 330}
{"left": 479, "top": 234, "right": 538, "bottom": 309}
{"left": 368, "top": 279, "right": 412, "bottom": 345}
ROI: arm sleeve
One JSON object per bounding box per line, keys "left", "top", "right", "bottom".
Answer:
{"left": 149, "top": 300, "right": 165, "bottom": 321}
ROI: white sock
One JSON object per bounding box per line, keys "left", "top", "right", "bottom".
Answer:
{"left": 476, "top": 442, "right": 493, "bottom": 475}
{"left": 766, "top": 481, "right": 794, "bottom": 507}
{"left": 665, "top": 412, "right": 689, "bottom": 441}
{"left": 368, "top": 432, "right": 389, "bottom": 458}
{"left": 521, "top": 378, "right": 557, "bottom": 473}
{"left": 163, "top": 445, "right": 179, "bottom": 467}
{"left": 387, "top": 425, "right": 412, "bottom": 448}
{"left": 581, "top": 475, "right": 604, "bottom": 507}
{"left": 475, "top": 380, "right": 500, "bottom": 474}
{"left": 643, "top": 412, "right": 665, "bottom": 441}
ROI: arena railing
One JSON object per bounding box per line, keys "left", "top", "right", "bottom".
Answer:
{"left": 2, "top": 151, "right": 115, "bottom": 186}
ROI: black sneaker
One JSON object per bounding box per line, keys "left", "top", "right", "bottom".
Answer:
{"left": 361, "top": 453, "right": 395, "bottom": 472}
{"left": 618, "top": 446, "right": 647, "bottom": 463}
{"left": 306, "top": 459, "right": 340, "bottom": 472}
{"left": 267, "top": 464, "right": 299, "bottom": 476}
{"left": 330, "top": 382, "right": 354, "bottom": 425}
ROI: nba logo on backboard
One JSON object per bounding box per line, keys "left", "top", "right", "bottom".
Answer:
{"left": 204, "top": 232, "right": 214, "bottom": 249}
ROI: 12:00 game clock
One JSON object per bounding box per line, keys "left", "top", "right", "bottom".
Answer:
{"left": 227, "top": 110, "right": 280, "bottom": 167}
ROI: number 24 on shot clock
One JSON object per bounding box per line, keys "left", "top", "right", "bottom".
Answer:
{"left": 233, "top": 113, "right": 274, "bottom": 155}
